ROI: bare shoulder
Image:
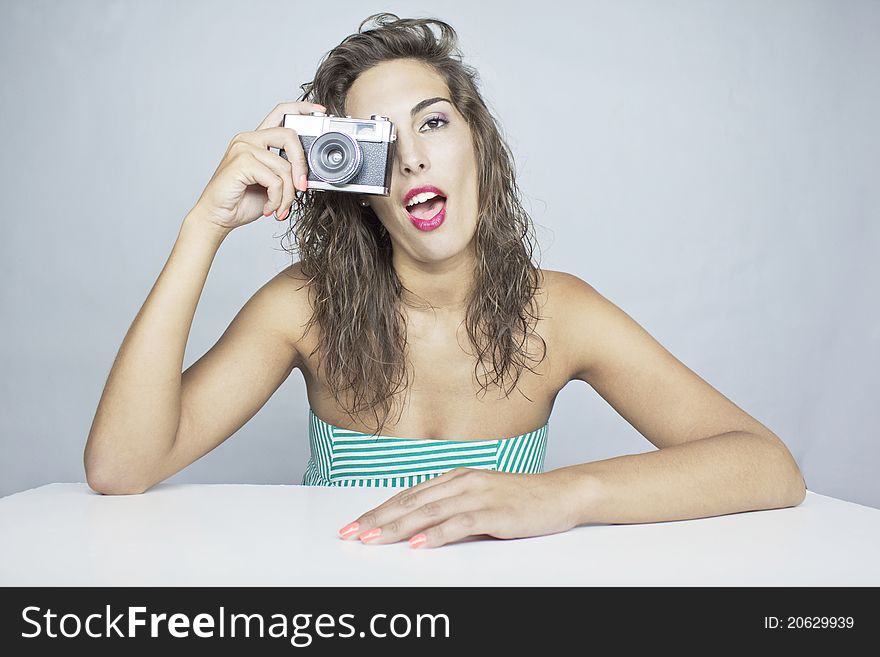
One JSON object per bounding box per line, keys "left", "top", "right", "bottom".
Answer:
{"left": 538, "top": 268, "right": 608, "bottom": 384}
{"left": 257, "top": 261, "right": 314, "bottom": 358}
{"left": 539, "top": 268, "right": 595, "bottom": 296}
{"left": 274, "top": 259, "right": 311, "bottom": 297}
{"left": 538, "top": 268, "right": 602, "bottom": 317}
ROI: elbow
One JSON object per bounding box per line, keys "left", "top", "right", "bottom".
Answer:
{"left": 83, "top": 438, "right": 154, "bottom": 495}
{"left": 778, "top": 468, "right": 807, "bottom": 508}
{"left": 759, "top": 433, "right": 807, "bottom": 508}
{"left": 84, "top": 462, "right": 150, "bottom": 496}
{"left": 786, "top": 470, "right": 807, "bottom": 507}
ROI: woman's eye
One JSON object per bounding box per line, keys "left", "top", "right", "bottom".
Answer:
{"left": 420, "top": 115, "right": 449, "bottom": 132}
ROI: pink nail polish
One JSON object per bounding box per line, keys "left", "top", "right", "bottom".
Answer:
{"left": 359, "top": 528, "right": 382, "bottom": 543}
{"left": 409, "top": 533, "right": 427, "bottom": 549}
{"left": 338, "top": 521, "right": 359, "bottom": 538}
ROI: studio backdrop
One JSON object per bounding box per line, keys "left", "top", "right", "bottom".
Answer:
{"left": 1, "top": 0, "right": 877, "bottom": 507}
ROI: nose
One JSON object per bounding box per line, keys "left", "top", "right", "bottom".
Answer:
{"left": 395, "top": 133, "right": 429, "bottom": 175}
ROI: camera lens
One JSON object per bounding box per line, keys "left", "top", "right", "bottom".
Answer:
{"left": 307, "top": 131, "right": 362, "bottom": 185}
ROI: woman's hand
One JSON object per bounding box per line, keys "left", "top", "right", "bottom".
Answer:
{"left": 337, "top": 468, "right": 580, "bottom": 549}
{"left": 191, "top": 100, "right": 325, "bottom": 232}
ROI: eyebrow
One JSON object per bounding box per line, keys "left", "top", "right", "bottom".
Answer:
{"left": 410, "top": 97, "right": 452, "bottom": 118}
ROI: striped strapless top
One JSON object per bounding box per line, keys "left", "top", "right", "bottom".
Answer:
{"left": 301, "top": 408, "right": 549, "bottom": 487}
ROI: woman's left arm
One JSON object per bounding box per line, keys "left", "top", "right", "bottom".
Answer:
{"left": 339, "top": 431, "right": 804, "bottom": 549}
{"left": 545, "top": 272, "right": 806, "bottom": 525}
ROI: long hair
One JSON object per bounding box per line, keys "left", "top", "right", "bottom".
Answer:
{"left": 281, "top": 12, "right": 547, "bottom": 436}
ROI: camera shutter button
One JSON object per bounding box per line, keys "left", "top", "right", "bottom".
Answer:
{"left": 370, "top": 115, "right": 389, "bottom": 121}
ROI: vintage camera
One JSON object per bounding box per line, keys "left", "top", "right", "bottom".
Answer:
{"left": 279, "top": 111, "right": 396, "bottom": 196}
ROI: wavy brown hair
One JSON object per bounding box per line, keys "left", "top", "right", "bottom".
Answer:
{"left": 281, "top": 12, "right": 547, "bottom": 437}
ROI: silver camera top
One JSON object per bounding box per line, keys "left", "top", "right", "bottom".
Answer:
{"left": 283, "top": 112, "right": 396, "bottom": 143}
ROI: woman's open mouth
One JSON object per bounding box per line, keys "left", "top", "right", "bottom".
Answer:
{"left": 405, "top": 194, "right": 446, "bottom": 232}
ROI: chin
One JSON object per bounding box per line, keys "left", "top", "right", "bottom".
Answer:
{"left": 410, "top": 232, "right": 477, "bottom": 261}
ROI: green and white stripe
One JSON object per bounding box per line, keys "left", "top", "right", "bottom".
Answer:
{"left": 301, "top": 408, "right": 549, "bottom": 487}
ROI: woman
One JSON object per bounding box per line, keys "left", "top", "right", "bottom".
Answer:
{"left": 84, "top": 13, "right": 806, "bottom": 549}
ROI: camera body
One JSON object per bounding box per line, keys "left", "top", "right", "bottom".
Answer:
{"left": 280, "top": 111, "right": 396, "bottom": 196}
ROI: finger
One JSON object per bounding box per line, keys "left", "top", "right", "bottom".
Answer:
{"left": 356, "top": 491, "right": 480, "bottom": 546}
{"left": 255, "top": 101, "right": 326, "bottom": 131}
{"left": 247, "top": 147, "right": 295, "bottom": 216}
{"left": 231, "top": 151, "right": 284, "bottom": 216}
{"left": 409, "top": 509, "right": 496, "bottom": 549}
{"left": 235, "top": 127, "right": 309, "bottom": 193}
{"left": 275, "top": 131, "right": 310, "bottom": 193}
{"left": 338, "top": 468, "right": 475, "bottom": 540}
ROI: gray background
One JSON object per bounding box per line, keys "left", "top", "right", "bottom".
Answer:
{"left": 1, "top": 0, "right": 877, "bottom": 508}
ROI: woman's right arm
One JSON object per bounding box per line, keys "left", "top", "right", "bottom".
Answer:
{"left": 84, "top": 210, "right": 231, "bottom": 494}
{"left": 83, "top": 101, "right": 324, "bottom": 495}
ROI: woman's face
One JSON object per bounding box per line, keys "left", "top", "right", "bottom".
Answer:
{"left": 344, "top": 58, "right": 479, "bottom": 264}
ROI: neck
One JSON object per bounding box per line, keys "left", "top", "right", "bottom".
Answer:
{"left": 392, "top": 243, "right": 477, "bottom": 316}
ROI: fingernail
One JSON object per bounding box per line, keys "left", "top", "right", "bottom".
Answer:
{"left": 275, "top": 207, "right": 289, "bottom": 221}
{"left": 338, "top": 521, "right": 359, "bottom": 539}
{"left": 300, "top": 174, "right": 308, "bottom": 190}
{"left": 263, "top": 207, "right": 272, "bottom": 217}
{"left": 360, "top": 528, "right": 382, "bottom": 543}
{"left": 409, "top": 533, "right": 427, "bottom": 549}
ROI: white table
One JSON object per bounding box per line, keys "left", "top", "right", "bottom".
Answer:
{"left": 1, "top": 483, "right": 877, "bottom": 586}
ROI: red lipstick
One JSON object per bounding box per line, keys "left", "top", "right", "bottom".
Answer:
{"left": 403, "top": 185, "right": 447, "bottom": 232}
{"left": 408, "top": 205, "right": 446, "bottom": 231}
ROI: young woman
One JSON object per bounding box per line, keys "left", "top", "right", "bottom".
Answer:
{"left": 84, "top": 14, "right": 806, "bottom": 549}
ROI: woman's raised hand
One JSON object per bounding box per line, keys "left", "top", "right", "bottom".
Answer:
{"left": 191, "top": 101, "right": 325, "bottom": 232}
